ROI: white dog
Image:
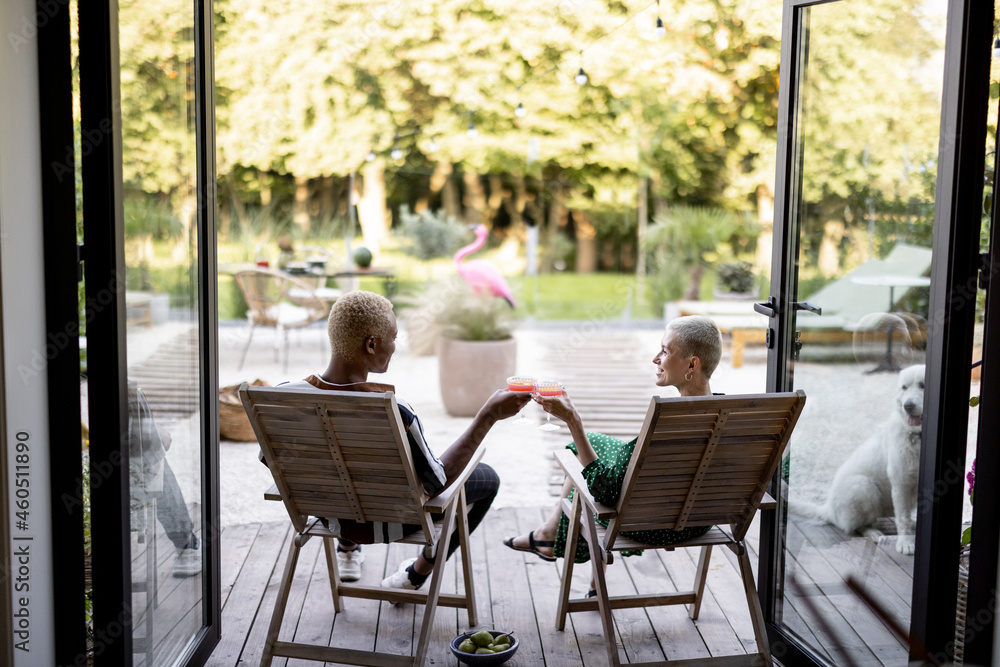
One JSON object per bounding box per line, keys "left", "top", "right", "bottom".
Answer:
{"left": 790, "top": 364, "right": 925, "bottom": 554}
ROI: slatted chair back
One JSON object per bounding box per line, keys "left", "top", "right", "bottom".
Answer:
{"left": 608, "top": 391, "right": 805, "bottom": 545}
{"left": 241, "top": 384, "right": 435, "bottom": 539}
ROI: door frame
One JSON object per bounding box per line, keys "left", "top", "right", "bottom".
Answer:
{"left": 77, "top": 0, "right": 221, "bottom": 663}
{"left": 758, "top": 0, "right": 996, "bottom": 664}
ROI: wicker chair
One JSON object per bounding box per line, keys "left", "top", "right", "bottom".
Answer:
{"left": 233, "top": 268, "right": 330, "bottom": 372}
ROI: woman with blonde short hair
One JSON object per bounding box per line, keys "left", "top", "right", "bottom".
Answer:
{"left": 503, "top": 316, "right": 723, "bottom": 570}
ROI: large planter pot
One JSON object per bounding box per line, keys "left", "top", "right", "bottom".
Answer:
{"left": 437, "top": 337, "right": 517, "bottom": 417}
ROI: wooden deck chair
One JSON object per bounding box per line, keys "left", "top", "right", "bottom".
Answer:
{"left": 554, "top": 391, "right": 806, "bottom": 667}
{"left": 239, "top": 384, "right": 480, "bottom": 667}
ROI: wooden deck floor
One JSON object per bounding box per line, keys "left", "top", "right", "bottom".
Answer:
{"left": 201, "top": 508, "right": 912, "bottom": 666}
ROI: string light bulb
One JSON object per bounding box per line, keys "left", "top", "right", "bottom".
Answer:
{"left": 655, "top": 0, "right": 666, "bottom": 38}
{"left": 428, "top": 137, "right": 439, "bottom": 152}
{"left": 993, "top": 36, "right": 1000, "bottom": 58}
{"left": 390, "top": 145, "right": 403, "bottom": 160}
{"left": 575, "top": 51, "right": 588, "bottom": 85}
{"left": 365, "top": 150, "right": 376, "bottom": 162}
{"left": 515, "top": 102, "right": 526, "bottom": 118}
{"left": 467, "top": 121, "right": 478, "bottom": 138}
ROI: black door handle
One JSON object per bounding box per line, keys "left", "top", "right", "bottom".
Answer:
{"left": 754, "top": 297, "right": 778, "bottom": 318}
{"left": 793, "top": 301, "right": 822, "bottom": 315}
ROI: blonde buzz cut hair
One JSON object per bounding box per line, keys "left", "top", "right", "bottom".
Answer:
{"left": 667, "top": 315, "right": 723, "bottom": 378}
{"left": 327, "top": 290, "right": 395, "bottom": 361}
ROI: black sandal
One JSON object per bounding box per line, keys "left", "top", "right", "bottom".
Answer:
{"left": 502, "top": 530, "right": 557, "bottom": 562}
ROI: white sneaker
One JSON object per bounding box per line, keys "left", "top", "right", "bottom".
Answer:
{"left": 380, "top": 557, "right": 421, "bottom": 590}
{"left": 336, "top": 547, "right": 365, "bottom": 582}
{"left": 172, "top": 540, "right": 202, "bottom": 578}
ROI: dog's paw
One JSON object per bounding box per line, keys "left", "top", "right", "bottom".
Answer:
{"left": 896, "top": 534, "right": 915, "bottom": 555}
{"left": 860, "top": 527, "right": 884, "bottom": 543}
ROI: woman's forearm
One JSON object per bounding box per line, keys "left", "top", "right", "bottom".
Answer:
{"left": 567, "top": 414, "right": 597, "bottom": 467}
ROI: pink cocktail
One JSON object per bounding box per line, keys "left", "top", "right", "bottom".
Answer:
{"left": 506, "top": 376, "right": 536, "bottom": 424}
{"left": 506, "top": 376, "right": 536, "bottom": 393}
{"left": 533, "top": 380, "right": 565, "bottom": 431}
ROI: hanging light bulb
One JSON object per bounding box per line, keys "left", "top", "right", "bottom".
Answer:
{"left": 390, "top": 145, "right": 403, "bottom": 160}
{"left": 467, "top": 121, "right": 478, "bottom": 138}
{"left": 993, "top": 36, "right": 1000, "bottom": 58}
{"left": 515, "top": 102, "right": 526, "bottom": 118}
{"left": 655, "top": 0, "right": 666, "bottom": 38}
{"left": 365, "top": 150, "right": 376, "bottom": 162}
{"left": 575, "top": 50, "right": 588, "bottom": 85}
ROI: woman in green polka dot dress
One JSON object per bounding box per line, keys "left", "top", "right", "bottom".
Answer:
{"left": 503, "top": 315, "right": 723, "bottom": 565}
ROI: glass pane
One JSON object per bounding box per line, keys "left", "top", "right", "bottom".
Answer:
{"left": 119, "top": 1, "right": 204, "bottom": 664}
{"left": 777, "top": 0, "right": 947, "bottom": 663}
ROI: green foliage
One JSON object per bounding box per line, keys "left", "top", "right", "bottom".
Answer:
{"left": 715, "top": 261, "right": 756, "bottom": 294}
{"left": 123, "top": 195, "right": 183, "bottom": 240}
{"left": 398, "top": 277, "right": 516, "bottom": 354}
{"left": 643, "top": 205, "right": 740, "bottom": 306}
{"left": 397, "top": 205, "right": 468, "bottom": 260}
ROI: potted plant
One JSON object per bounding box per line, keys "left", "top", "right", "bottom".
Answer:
{"left": 400, "top": 277, "right": 518, "bottom": 417}
{"left": 714, "top": 261, "right": 758, "bottom": 300}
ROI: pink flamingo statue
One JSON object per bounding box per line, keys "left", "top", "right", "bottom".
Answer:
{"left": 453, "top": 224, "right": 516, "bottom": 308}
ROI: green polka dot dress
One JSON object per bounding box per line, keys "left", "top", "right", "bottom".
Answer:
{"left": 554, "top": 432, "right": 712, "bottom": 564}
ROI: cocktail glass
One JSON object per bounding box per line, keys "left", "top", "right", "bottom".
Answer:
{"left": 533, "top": 380, "right": 565, "bottom": 431}
{"left": 506, "top": 376, "right": 537, "bottom": 425}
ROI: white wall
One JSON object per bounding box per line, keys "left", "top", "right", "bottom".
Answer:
{"left": 1, "top": 0, "right": 56, "bottom": 664}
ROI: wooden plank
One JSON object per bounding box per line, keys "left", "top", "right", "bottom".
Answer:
{"left": 205, "top": 508, "right": 798, "bottom": 666}
{"left": 781, "top": 519, "right": 901, "bottom": 664}
{"left": 219, "top": 523, "right": 264, "bottom": 610}
{"left": 283, "top": 539, "right": 335, "bottom": 667}
{"left": 513, "top": 507, "right": 586, "bottom": 667}
{"left": 207, "top": 522, "right": 293, "bottom": 666}
{"left": 480, "top": 507, "right": 548, "bottom": 665}
{"left": 268, "top": 538, "right": 323, "bottom": 667}
{"left": 425, "top": 535, "right": 460, "bottom": 666}
{"left": 622, "top": 546, "right": 712, "bottom": 662}
{"left": 653, "top": 548, "right": 747, "bottom": 658}
{"left": 791, "top": 520, "right": 910, "bottom": 659}
{"left": 373, "top": 542, "right": 416, "bottom": 660}
{"left": 600, "top": 548, "right": 667, "bottom": 664}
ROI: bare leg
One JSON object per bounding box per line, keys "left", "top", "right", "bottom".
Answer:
{"left": 504, "top": 478, "right": 572, "bottom": 558}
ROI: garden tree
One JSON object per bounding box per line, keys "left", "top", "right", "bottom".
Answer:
{"left": 212, "top": 0, "right": 795, "bottom": 266}
{"left": 788, "top": 0, "right": 946, "bottom": 275}
{"left": 117, "top": 1, "right": 198, "bottom": 283}
{"left": 644, "top": 205, "right": 740, "bottom": 301}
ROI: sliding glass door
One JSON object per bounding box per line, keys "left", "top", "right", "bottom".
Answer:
{"left": 79, "top": 0, "right": 219, "bottom": 664}
{"left": 758, "top": 0, "right": 994, "bottom": 664}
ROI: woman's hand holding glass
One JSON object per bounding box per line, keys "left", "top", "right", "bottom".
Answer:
{"left": 533, "top": 380, "right": 570, "bottom": 431}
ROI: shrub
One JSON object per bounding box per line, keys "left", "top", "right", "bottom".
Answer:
{"left": 716, "top": 261, "right": 756, "bottom": 294}
{"left": 397, "top": 205, "right": 469, "bottom": 260}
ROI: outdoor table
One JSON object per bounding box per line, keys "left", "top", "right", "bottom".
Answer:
{"left": 850, "top": 274, "right": 931, "bottom": 373}
{"left": 218, "top": 262, "right": 396, "bottom": 298}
